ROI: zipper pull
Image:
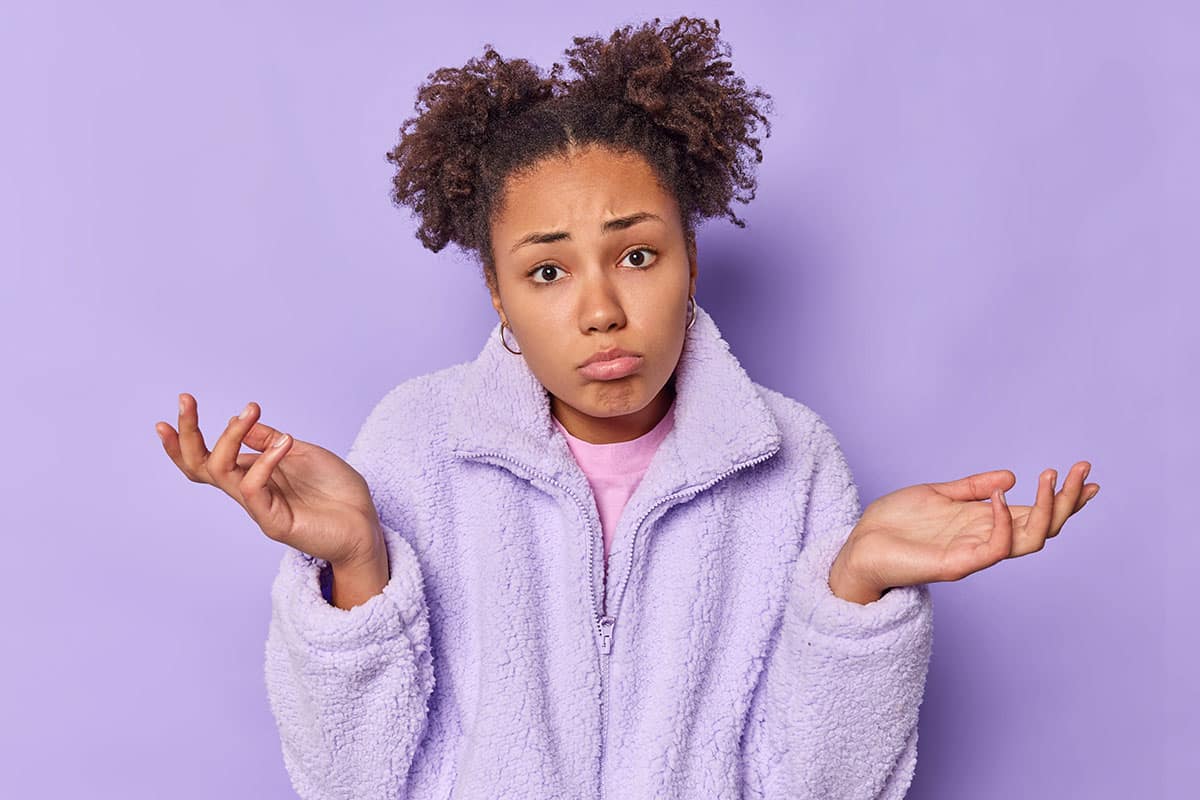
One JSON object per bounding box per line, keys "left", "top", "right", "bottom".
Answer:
{"left": 598, "top": 615, "right": 615, "bottom": 655}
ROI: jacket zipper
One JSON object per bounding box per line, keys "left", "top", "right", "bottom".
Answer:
{"left": 455, "top": 445, "right": 779, "bottom": 799}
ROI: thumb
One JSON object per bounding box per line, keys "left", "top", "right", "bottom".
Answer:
{"left": 242, "top": 420, "right": 293, "bottom": 453}
{"left": 930, "top": 469, "right": 1015, "bottom": 502}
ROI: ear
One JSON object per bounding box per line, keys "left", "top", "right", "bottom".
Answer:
{"left": 485, "top": 268, "right": 507, "bottom": 323}
{"left": 686, "top": 233, "right": 698, "bottom": 297}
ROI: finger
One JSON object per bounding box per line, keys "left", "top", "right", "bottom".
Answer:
{"left": 1014, "top": 469, "right": 1056, "bottom": 556}
{"left": 987, "top": 487, "right": 1015, "bottom": 561}
{"left": 196, "top": 400, "right": 289, "bottom": 456}
{"left": 155, "top": 420, "right": 190, "bottom": 476}
{"left": 207, "top": 402, "right": 260, "bottom": 499}
{"left": 1076, "top": 482, "right": 1100, "bottom": 511}
{"left": 1049, "top": 461, "right": 1089, "bottom": 537}
{"left": 239, "top": 414, "right": 290, "bottom": 454}
{"left": 1072, "top": 461, "right": 1099, "bottom": 512}
{"left": 241, "top": 430, "right": 295, "bottom": 539}
{"left": 176, "top": 393, "right": 213, "bottom": 480}
{"left": 930, "top": 469, "right": 1016, "bottom": 502}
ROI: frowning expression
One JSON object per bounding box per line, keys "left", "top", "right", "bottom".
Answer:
{"left": 487, "top": 144, "right": 697, "bottom": 443}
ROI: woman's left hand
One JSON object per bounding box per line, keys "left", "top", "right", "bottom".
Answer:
{"left": 829, "top": 462, "right": 1100, "bottom": 604}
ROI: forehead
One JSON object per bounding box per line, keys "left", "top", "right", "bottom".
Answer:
{"left": 493, "top": 147, "right": 676, "bottom": 235}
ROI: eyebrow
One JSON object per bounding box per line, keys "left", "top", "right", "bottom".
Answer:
{"left": 508, "top": 212, "right": 664, "bottom": 254}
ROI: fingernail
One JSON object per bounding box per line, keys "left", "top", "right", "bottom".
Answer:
{"left": 155, "top": 426, "right": 163, "bottom": 442}
{"left": 273, "top": 433, "right": 289, "bottom": 448}
{"left": 238, "top": 402, "right": 252, "bottom": 419}
{"left": 999, "top": 489, "right": 1008, "bottom": 506}
{"left": 179, "top": 394, "right": 185, "bottom": 414}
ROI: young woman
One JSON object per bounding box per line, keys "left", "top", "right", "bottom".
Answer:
{"left": 155, "top": 16, "right": 1099, "bottom": 799}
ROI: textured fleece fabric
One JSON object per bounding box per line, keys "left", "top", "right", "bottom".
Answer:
{"left": 263, "top": 303, "right": 935, "bottom": 800}
{"left": 551, "top": 395, "right": 675, "bottom": 580}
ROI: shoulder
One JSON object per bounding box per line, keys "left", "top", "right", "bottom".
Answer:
{"left": 345, "top": 360, "right": 474, "bottom": 536}
{"left": 751, "top": 381, "right": 861, "bottom": 521}
{"left": 751, "top": 380, "right": 846, "bottom": 462}
{"left": 347, "top": 360, "right": 471, "bottom": 476}
{"left": 362, "top": 360, "right": 468, "bottom": 431}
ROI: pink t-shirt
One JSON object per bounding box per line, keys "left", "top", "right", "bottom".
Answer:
{"left": 552, "top": 399, "right": 676, "bottom": 578}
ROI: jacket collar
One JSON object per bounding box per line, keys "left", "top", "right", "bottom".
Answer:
{"left": 447, "top": 302, "right": 782, "bottom": 503}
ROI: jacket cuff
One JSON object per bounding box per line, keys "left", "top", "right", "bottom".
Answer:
{"left": 791, "top": 529, "right": 932, "bottom": 640}
{"left": 271, "top": 522, "right": 428, "bottom": 651}
{"left": 802, "top": 578, "right": 931, "bottom": 641}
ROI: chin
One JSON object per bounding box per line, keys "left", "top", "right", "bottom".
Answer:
{"left": 588, "top": 380, "right": 664, "bottom": 411}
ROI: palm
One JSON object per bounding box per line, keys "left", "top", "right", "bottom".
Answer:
{"left": 846, "top": 464, "right": 1100, "bottom": 592}
{"left": 235, "top": 440, "right": 375, "bottom": 560}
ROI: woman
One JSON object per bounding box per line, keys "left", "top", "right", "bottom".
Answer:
{"left": 155, "top": 17, "right": 1098, "bottom": 799}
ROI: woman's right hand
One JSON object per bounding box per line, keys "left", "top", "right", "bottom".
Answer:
{"left": 155, "top": 392, "right": 383, "bottom": 570}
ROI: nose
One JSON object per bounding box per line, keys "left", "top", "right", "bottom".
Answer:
{"left": 579, "top": 272, "right": 626, "bottom": 334}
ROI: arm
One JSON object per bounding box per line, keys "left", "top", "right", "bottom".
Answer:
{"left": 264, "top": 522, "right": 435, "bottom": 800}
{"left": 263, "top": 397, "right": 436, "bottom": 800}
{"left": 740, "top": 420, "right": 934, "bottom": 799}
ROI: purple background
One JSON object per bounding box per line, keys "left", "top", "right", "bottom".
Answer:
{"left": 2, "top": 1, "right": 1193, "bottom": 797}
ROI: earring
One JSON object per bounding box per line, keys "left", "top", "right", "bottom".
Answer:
{"left": 687, "top": 295, "right": 697, "bottom": 330}
{"left": 500, "top": 321, "right": 522, "bottom": 355}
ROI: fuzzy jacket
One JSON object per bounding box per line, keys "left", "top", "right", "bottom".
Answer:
{"left": 263, "top": 303, "right": 935, "bottom": 800}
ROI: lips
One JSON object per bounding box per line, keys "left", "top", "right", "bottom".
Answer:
{"left": 581, "top": 347, "right": 639, "bottom": 367}
{"left": 579, "top": 353, "right": 643, "bottom": 381}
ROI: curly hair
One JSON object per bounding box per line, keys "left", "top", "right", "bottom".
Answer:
{"left": 384, "top": 16, "right": 774, "bottom": 292}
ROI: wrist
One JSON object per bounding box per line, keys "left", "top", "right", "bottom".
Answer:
{"left": 328, "top": 521, "right": 390, "bottom": 610}
{"left": 829, "top": 538, "right": 884, "bottom": 605}
{"left": 330, "top": 515, "right": 385, "bottom": 571}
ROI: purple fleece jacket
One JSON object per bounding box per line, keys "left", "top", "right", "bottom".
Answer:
{"left": 263, "top": 303, "right": 934, "bottom": 799}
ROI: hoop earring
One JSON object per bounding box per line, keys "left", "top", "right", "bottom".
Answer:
{"left": 686, "top": 295, "right": 697, "bottom": 330}
{"left": 500, "top": 321, "right": 522, "bottom": 355}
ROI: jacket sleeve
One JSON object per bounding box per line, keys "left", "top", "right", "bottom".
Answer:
{"left": 740, "top": 419, "right": 934, "bottom": 800}
{"left": 263, "top": 398, "right": 436, "bottom": 800}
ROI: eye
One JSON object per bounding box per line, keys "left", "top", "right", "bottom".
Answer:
{"left": 621, "top": 247, "right": 658, "bottom": 269}
{"left": 528, "top": 263, "right": 566, "bottom": 285}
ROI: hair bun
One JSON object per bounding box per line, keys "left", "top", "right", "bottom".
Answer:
{"left": 416, "top": 45, "right": 556, "bottom": 147}
{"left": 555, "top": 16, "right": 773, "bottom": 223}
{"left": 558, "top": 17, "right": 767, "bottom": 134}
{"left": 387, "top": 45, "right": 556, "bottom": 252}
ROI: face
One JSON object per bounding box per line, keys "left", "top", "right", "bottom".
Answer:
{"left": 487, "top": 145, "right": 698, "bottom": 444}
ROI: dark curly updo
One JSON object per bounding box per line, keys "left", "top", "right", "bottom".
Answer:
{"left": 384, "top": 16, "right": 774, "bottom": 293}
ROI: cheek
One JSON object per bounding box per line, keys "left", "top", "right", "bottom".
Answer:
{"left": 523, "top": 347, "right": 577, "bottom": 395}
